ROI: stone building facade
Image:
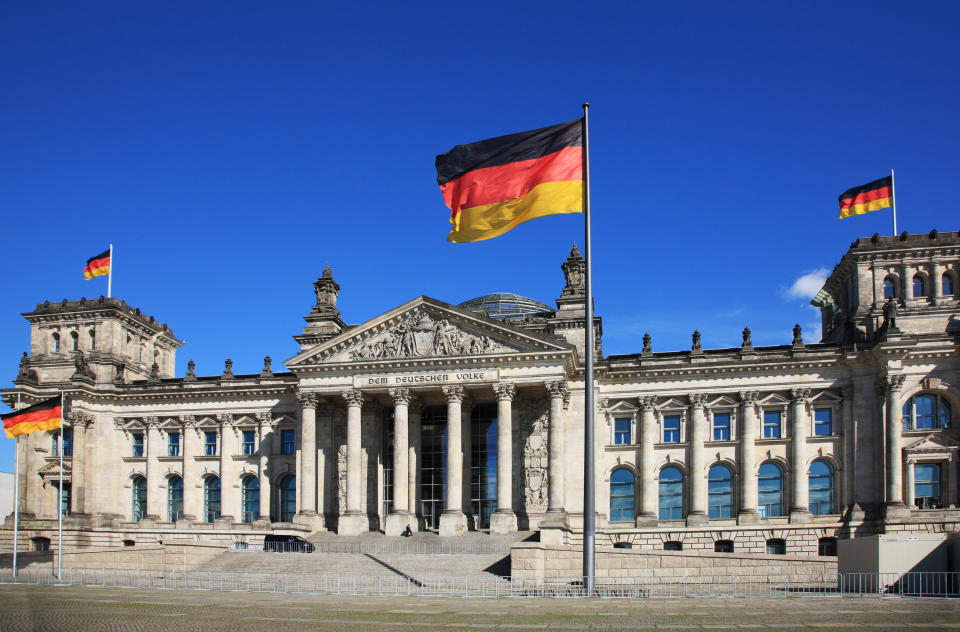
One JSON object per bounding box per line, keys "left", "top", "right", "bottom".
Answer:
{"left": 2, "top": 232, "right": 959, "bottom": 556}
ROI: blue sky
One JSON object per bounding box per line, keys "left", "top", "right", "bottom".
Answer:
{"left": 2, "top": 2, "right": 958, "bottom": 472}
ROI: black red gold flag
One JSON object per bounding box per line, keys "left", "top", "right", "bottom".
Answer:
{"left": 2, "top": 396, "right": 62, "bottom": 439}
{"left": 83, "top": 249, "right": 111, "bottom": 280}
{"left": 436, "top": 119, "right": 583, "bottom": 243}
{"left": 838, "top": 176, "right": 893, "bottom": 219}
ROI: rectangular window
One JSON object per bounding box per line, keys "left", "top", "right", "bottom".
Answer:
{"left": 132, "top": 433, "right": 144, "bottom": 457}
{"left": 712, "top": 413, "right": 731, "bottom": 441}
{"left": 663, "top": 415, "right": 681, "bottom": 443}
{"left": 204, "top": 431, "right": 217, "bottom": 456}
{"left": 168, "top": 432, "right": 180, "bottom": 457}
{"left": 814, "top": 408, "right": 832, "bottom": 436}
{"left": 281, "top": 429, "right": 295, "bottom": 454}
{"left": 242, "top": 430, "right": 256, "bottom": 455}
{"left": 763, "top": 411, "right": 782, "bottom": 438}
{"left": 614, "top": 418, "right": 631, "bottom": 445}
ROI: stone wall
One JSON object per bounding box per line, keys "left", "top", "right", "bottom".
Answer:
{"left": 0, "top": 543, "right": 227, "bottom": 573}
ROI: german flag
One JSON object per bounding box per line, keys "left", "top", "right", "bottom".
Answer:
{"left": 838, "top": 176, "right": 893, "bottom": 219}
{"left": 83, "top": 249, "right": 111, "bottom": 280}
{"left": 2, "top": 396, "right": 62, "bottom": 439}
{"left": 436, "top": 119, "right": 583, "bottom": 243}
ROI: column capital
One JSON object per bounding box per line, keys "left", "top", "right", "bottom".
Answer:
{"left": 256, "top": 412, "right": 276, "bottom": 427}
{"left": 297, "top": 390, "right": 319, "bottom": 408}
{"left": 881, "top": 373, "right": 906, "bottom": 393}
{"left": 389, "top": 387, "right": 412, "bottom": 405}
{"left": 790, "top": 387, "right": 812, "bottom": 405}
{"left": 638, "top": 395, "right": 657, "bottom": 411}
{"left": 341, "top": 388, "right": 365, "bottom": 407}
{"left": 143, "top": 415, "right": 160, "bottom": 428}
{"left": 179, "top": 414, "right": 196, "bottom": 427}
{"left": 546, "top": 380, "right": 568, "bottom": 399}
{"left": 689, "top": 392, "right": 708, "bottom": 408}
{"left": 442, "top": 384, "right": 465, "bottom": 403}
{"left": 494, "top": 382, "right": 516, "bottom": 402}
{"left": 216, "top": 413, "right": 234, "bottom": 427}
{"left": 67, "top": 411, "right": 95, "bottom": 428}
{"left": 739, "top": 390, "right": 759, "bottom": 404}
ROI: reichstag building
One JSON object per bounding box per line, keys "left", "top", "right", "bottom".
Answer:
{"left": 3, "top": 231, "right": 959, "bottom": 557}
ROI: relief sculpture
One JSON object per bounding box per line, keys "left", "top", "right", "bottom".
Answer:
{"left": 520, "top": 399, "right": 549, "bottom": 513}
{"left": 350, "top": 309, "right": 503, "bottom": 361}
{"left": 336, "top": 444, "right": 347, "bottom": 515}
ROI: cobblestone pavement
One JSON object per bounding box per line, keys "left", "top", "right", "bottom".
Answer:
{"left": 1, "top": 584, "right": 960, "bottom": 631}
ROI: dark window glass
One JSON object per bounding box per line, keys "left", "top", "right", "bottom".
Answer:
{"left": 58, "top": 482, "right": 71, "bottom": 516}
{"left": 758, "top": 462, "right": 784, "bottom": 517}
{"left": 281, "top": 429, "right": 295, "bottom": 454}
{"left": 610, "top": 468, "right": 635, "bottom": 522}
{"left": 659, "top": 466, "right": 683, "bottom": 520}
{"left": 132, "top": 433, "right": 144, "bottom": 457}
{"left": 168, "top": 476, "right": 183, "bottom": 522}
{"left": 52, "top": 333, "right": 60, "bottom": 353}
{"left": 714, "top": 540, "right": 734, "bottom": 553}
{"left": 913, "top": 274, "right": 926, "bottom": 297}
{"left": 944, "top": 273, "right": 955, "bottom": 296}
{"left": 766, "top": 539, "right": 786, "bottom": 555}
{"left": 763, "top": 411, "right": 781, "bottom": 438}
{"left": 204, "top": 476, "right": 221, "bottom": 522}
{"left": 884, "top": 277, "right": 897, "bottom": 299}
{"left": 70, "top": 331, "right": 79, "bottom": 351}
{"left": 712, "top": 413, "right": 730, "bottom": 441}
{"left": 241, "top": 476, "right": 260, "bottom": 522}
{"left": 614, "top": 418, "right": 631, "bottom": 445}
{"left": 818, "top": 537, "right": 837, "bottom": 556}
{"left": 32, "top": 537, "right": 50, "bottom": 552}
{"left": 915, "top": 463, "right": 942, "bottom": 509}
{"left": 168, "top": 432, "right": 180, "bottom": 457}
{"left": 663, "top": 415, "right": 681, "bottom": 443}
{"left": 470, "top": 404, "right": 498, "bottom": 529}
{"left": 242, "top": 430, "right": 256, "bottom": 455}
{"left": 809, "top": 460, "right": 835, "bottom": 515}
{"left": 132, "top": 476, "right": 146, "bottom": 521}
{"left": 903, "top": 394, "right": 952, "bottom": 430}
{"left": 664, "top": 541, "right": 683, "bottom": 551}
{"left": 708, "top": 464, "right": 733, "bottom": 519}
{"left": 89, "top": 329, "right": 96, "bottom": 350}
{"left": 814, "top": 408, "right": 832, "bottom": 436}
{"left": 204, "top": 431, "right": 217, "bottom": 456}
{"left": 53, "top": 428, "right": 73, "bottom": 457}
{"left": 279, "top": 475, "right": 296, "bottom": 522}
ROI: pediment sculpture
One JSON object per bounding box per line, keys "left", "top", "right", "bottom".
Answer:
{"left": 349, "top": 309, "right": 506, "bottom": 361}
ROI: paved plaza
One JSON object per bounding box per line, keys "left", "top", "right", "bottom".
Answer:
{"left": 1, "top": 584, "right": 960, "bottom": 631}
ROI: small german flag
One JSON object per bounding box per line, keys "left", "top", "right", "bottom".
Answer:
{"left": 838, "top": 176, "right": 893, "bottom": 219}
{"left": 83, "top": 249, "right": 111, "bottom": 280}
{"left": 436, "top": 119, "right": 583, "bottom": 243}
{"left": 2, "top": 396, "right": 62, "bottom": 439}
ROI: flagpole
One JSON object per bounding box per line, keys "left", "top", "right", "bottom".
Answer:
{"left": 107, "top": 243, "right": 113, "bottom": 298}
{"left": 581, "top": 102, "right": 596, "bottom": 593}
{"left": 12, "top": 393, "right": 21, "bottom": 578}
{"left": 890, "top": 169, "right": 898, "bottom": 236}
{"left": 57, "top": 392, "right": 63, "bottom": 581}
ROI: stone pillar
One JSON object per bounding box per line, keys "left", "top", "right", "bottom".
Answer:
{"left": 905, "top": 459, "right": 916, "bottom": 508}
{"left": 144, "top": 417, "right": 162, "bottom": 520}
{"left": 180, "top": 415, "right": 198, "bottom": 522}
{"left": 256, "top": 413, "right": 273, "bottom": 523}
{"left": 385, "top": 388, "right": 411, "bottom": 536}
{"left": 789, "top": 388, "right": 812, "bottom": 523}
{"left": 884, "top": 374, "right": 909, "bottom": 518}
{"left": 217, "top": 414, "right": 236, "bottom": 523}
{"left": 67, "top": 413, "right": 93, "bottom": 517}
{"left": 738, "top": 391, "right": 759, "bottom": 524}
{"left": 439, "top": 385, "right": 467, "bottom": 536}
{"left": 687, "top": 394, "right": 708, "bottom": 525}
{"left": 933, "top": 263, "right": 944, "bottom": 300}
{"left": 901, "top": 264, "right": 912, "bottom": 301}
{"left": 948, "top": 458, "right": 958, "bottom": 509}
{"left": 490, "top": 382, "right": 518, "bottom": 534}
{"left": 339, "top": 389, "right": 367, "bottom": 536}
{"left": 841, "top": 385, "right": 857, "bottom": 515}
{"left": 638, "top": 396, "right": 658, "bottom": 522}
{"left": 545, "top": 381, "right": 568, "bottom": 519}
{"left": 295, "top": 391, "right": 323, "bottom": 532}
{"left": 408, "top": 399, "right": 421, "bottom": 531}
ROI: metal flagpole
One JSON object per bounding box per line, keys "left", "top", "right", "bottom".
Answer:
{"left": 57, "top": 391, "right": 64, "bottom": 580}
{"left": 12, "top": 393, "right": 21, "bottom": 578}
{"left": 890, "top": 169, "right": 898, "bottom": 236}
{"left": 107, "top": 243, "right": 113, "bottom": 298}
{"left": 581, "top": 103, "right": 596, "bottom": 593}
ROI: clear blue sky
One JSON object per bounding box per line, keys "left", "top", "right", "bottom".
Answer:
{"left": 2, "top": 2, "right": 958, "bottom": 472}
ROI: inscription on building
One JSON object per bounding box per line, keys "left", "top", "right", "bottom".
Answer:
{"left": 354, "top": 369, "right": 500, "bottom": 388}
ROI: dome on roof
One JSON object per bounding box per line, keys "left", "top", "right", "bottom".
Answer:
{"left": 458, "top": 292, "right": 555, "bottom": 320}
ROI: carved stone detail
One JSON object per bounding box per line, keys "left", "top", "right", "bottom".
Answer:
{"left": 442, "top": 385, "right": 465, "bottom": 403}
{"left": 336, "top": 444, "right": 347, "bottom": 515}
{"left": 348, "top": 309, "right": 504, "bottom": 361}
{"left": 143, "top": 416, "right": 159, "bottom": 428}
{"left": 560, "top": 243, "right": 586, "bottom": 297}
{"left": 790, "top": 387, "right": 812, "bottom": 404}
{"left": 179, "top": 414, "right": 196, "bottom": 427}
{"left": 880, "top": 373, "right": 906, "bottom": 393}
{"left": 519, "top": 399, "right": 549, "bottom": 513}
{"left": 689, "top": 393, "right": 708, "bottom": 408}
{"left": 494, "top": 382, "right": 516, "bottom": 401}
{"left": 341, "top": 389, "right": 364, "bottom": 407}
{"left": 389, "top": 387, "right": 411, "bottom": 405}
{"left": 67, "top": 411, "right": 95, "bottom": 428}
{"left": 256, "top": 412, "right": 275, "bottom": 427}
{"left": 546, "top": 380, "right": 568, "bottom": 399}
{"left": 216, "top": 413, "right": 234, "bottom": 426}
{"left": 638, "top": 396, "right": 657, "bottom": 411}
{"left": 297, "top": 391, "right": 319, "bottom": 408}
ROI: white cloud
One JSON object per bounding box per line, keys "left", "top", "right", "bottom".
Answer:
{"left": 783, "top": 267, "right": 829, "bottom": 301}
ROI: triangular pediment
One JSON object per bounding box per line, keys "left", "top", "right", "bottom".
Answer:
{"left": 658, "top": 397, "right": 688, "bottom": 411}
{"left": 708, "top": 395, "right": 739, "bottom": 408}
{"left": 39, "top": 459, "right": 72, "bottom": 476}
{"left": 286, "top": 296, "right": 573, "bottom": 369}
{"left": 906, "top": 432, "right": 960, "bottom": 452}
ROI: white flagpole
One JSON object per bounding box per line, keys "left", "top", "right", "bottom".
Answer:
{"left": 12, "top": 393, "right": 21, "bottom": 578}
{"left": 581, "top": 103, "right": 596, "bottom": 593}
{"left": 107, "top": 243, "right": 113, "bottom": 298}
{"left": 891, "top": 169, "right": 898, "bottom": 236}
{"left": 57, "top": 392, "right": 64, "bottom": 580}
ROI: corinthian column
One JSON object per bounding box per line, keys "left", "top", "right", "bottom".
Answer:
{"left": 738, "top": 391, "right": 760, "bottom": 524}
{"left": 408, "top": 398, "right": 421, "bottom": 530}
{"left": 544, "top": 381, "right": 568, "bottom": 520}
{"left": 338, "top": 389, "right": 366, "bottom": 535}
{"left": 295, "top": 392, "right": 323, "bottom": 531}
{"left": 687, "top": 394, "right": 708, "bottom": 525}
{"left": 439, "top": 385, "right": 467, "bottom": 536}
{"left": 490, "top": 382, "right": 518, "bottom": 534}
{"left": 883, "top": 374, "right": 909, "bottom": 518}
{"left": 180, "top": 415, "right": 198, "bottom": 521}
{"left": 67, "top": 412, "right": 93, "bottom": 517}
{"left": 385, "top": 388, "right": 411, "bottom": 536}
{"left": 144, "top": 417, "right": 162, "bottom": 520}
{"left": 789, "top": 388, "right": 812, "bottom": 523}
{"left": 638, "top": 397, "right": 657, "bottom": 522}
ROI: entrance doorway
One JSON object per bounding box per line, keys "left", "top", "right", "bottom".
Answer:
{"left": 420, "top": 406, "right": 447, "bottom": 530}
{"left": 471, "top": 403, "right": 497, "bottom": 529}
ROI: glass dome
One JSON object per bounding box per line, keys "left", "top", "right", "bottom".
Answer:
{"left": 458, "top": 293, "right": 555, "bottom": 320}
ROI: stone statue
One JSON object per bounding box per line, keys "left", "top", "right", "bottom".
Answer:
{"left": 185, "top": 359, "right": 196, "bottom": 379}
{"left": 792, "top": 323, "right": 803, "bottom": 346}
{"left": 742, "top": 327, "right": 752, "bottom": 348}
{"left": 692, "top": 330, "right": 702, "bottom": 352}
{"left": 642, "top": 333, "right": 652, "bottom": 354}
{"left": 261, "top": 355, "right": 273, "bottom": 376}
{"left": 18, "top": 352, "right": 29, "bottom": 377}
{"left": 223, "top": 358, "right": 234, "bottom": 377}
{"left": 883, "top": 298, "right": 898, "bottom": 329}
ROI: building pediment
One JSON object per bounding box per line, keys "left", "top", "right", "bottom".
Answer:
{"left": 285, "top": 296, "right": 573, "bottom": 370}
{"left": 906, "top": 432, "right": 960, "bottom": 453}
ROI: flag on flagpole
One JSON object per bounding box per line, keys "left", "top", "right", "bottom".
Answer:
{"left": 436, "top": 119, "right": 583, "bottom": 243}
{"left": 83, "top": 249, "right": 111, "bottom": 280}
{"left": 2, "top": 396, "right": 62, "bottom": 438}
{"left": 838, "top": 176, "right": 894, "bottom": 219}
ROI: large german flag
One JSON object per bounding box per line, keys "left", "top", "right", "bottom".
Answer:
{"left": 436, "top": 119, "right": 583, "bottom": 243}
{"left": 83, "top": 249, "right": 111, "bottom": 280}
{"left": 838, "top": 176, "right": 893, "bottom": 219}
{"left": 2, "top": 396, "right": 62, "bottom": 439}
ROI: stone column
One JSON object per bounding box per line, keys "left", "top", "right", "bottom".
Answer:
{"left": 180, "top": 416, "right": 198, "bottom": 522}
{"left": 545, "top": 381, "right": 568, "bottom": 519}
{"left": 948, "top": 458, "right": 958, "bottom": 509}
{"left": 256, "top": 413, "right": 273, "bottom": 523}
{"left": 490, "top": 382, "right": 518, "bottom": 534}
{"left": 67, "top": 412, "right": 93, "bottom": 517}
{"left": 884, "top": 374, "right": 909, "bottom": 518}
{"left": 687, "top": 394, "right": 708, "bottom": 525}
{"left": 439, "top": 385, "right": 467, "bottom": 536}
{"left": 901, "top": 264, "right": 912, "bottom": 301}
{"left": 933, "top": 263, "right": 944, "bottom": 300}
{"left": 841, "top": 385, "right": 856, "bottom": 515}
{"left": 339, "top": 389, "right": 366, "bottom": 536}
{"left": 905, "top": 459, "right": 916, "bottom": 508}
{"left": 295, "top": 391, "right": 323, "bottom": 531}
{"left": 385, "top": 388, "right": 411, "bottom": 536}
{"left": 638, "top": 396, "right": 658, "bottom": 522}
{"left": 144, "top": 416, "right": 162, "bottom": 520}
{"left": 738, "top": 391, "right": 759, "bottom": 523}
{"left": 217, "top": 414, "right": 236, "bottom": 524}
{"left": 408, "top": 398, "right": 422, "bottom": 531}
{"left": 789, "top": 388, "right": 812, "bottom": 523}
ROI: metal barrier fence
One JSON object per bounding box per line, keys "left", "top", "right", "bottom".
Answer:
{"left": 229, "top": 540, "right": 512, "bottom": 555}
{"left": 1, "top": 568, "right": 958, "bottom": 598}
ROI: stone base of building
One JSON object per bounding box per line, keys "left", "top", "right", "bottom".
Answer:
{"left": 736, "top": 511, "right": 760, "bottom": 525}
{"left": 384, "top": 512, "right": 415, "bottom": 536}
{"left": 489, "top": 510, "right": 518, "bottom": 535}
{"left": 884, "top": 502, "right": 912, "bottom": 519}
{"left": 337, "top": 513, "right": 368, "bottom": 536}
{"left": 789, "top": 509, "right": 813, "bottom": 524}
{"left": 438, "top": 511, "right": 467, "bottom": 537}
{"left": 634, "top": 513, "right": 658, "bottom": 527}
{"left": 293, "top": 512, "right": 325, "bottom": 533}
{"left": 685, "top": 512, "right": 708, "bottom": 527}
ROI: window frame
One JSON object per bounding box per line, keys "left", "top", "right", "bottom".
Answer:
{"left": 662, "top": 415, "right": 681, "bottom": 443}
{"left": 167, "top": 431, "right": 180, "bottom": 457}
{"left": 902, "top": 393, "right": 952, "bottom": 430}
{"left": 132, "top": 476, "right": 147, "bottom": 522}
{"left": 813, "top": 407, "right": 833, "bottom": 436}
{"left": 132, "top": 432, "right": 144, "bottom": 458}
{"left": 914, "top": 462, "right": 943, "bottom": 509}
{"left": 913, "top": 273, "right": 926, "bottom": 298}
{"left": 943, "top": 272, "right": 955, "bottom": 296}
{"left": 762, "top": 410, "right": 782, "bottom": 439}
{"left": 758, "top": 462, "right": 784, "bottom": 517}
{"left": 658, "top": 466, "right": 684, "bottom": 520}
{"left": 712, "top": 412, "right": 731, "bottom": 442}
{"left": 168, "top": 476, "right": 184, "bottom": 522}
{"left": 241, "top": 475, "right": 260, "bottom": 523}
{"left": 883, "top": 276, "right": 897, "bottom": 299}
{"left": 204, "top": 431, "right": 218, "bottom": 456}
{"left": 609, "top": 467, "right": 636, "bottom": 522}
{"left": 707, "top": 464, "right": 733, "bottom": 519}
{"left": 281, "top": 428, "right": 296, "bottom": 454}
{"left": 766, "top": 538, "right": 786, "bottom": 555}
{"left": 242, "top": 430, "right": 257, "bottom": 455}
{"left": 204, "top": 476, "right": 221, "bottom": 523}
{"left": 613, "top": 417, "right": 631, "bottom": 445}
{"left": 809, "top": 459, "right": 835, "bottom": 516}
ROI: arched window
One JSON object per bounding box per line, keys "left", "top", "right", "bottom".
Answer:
{"left": 70, "top": 331, "right": 79, "bottom": 351}
{"left": 913, "top": 274, "right": 926, "bottom": 298}
{"left": 167, "top": 476, "right": 183, "bottom": 522}
{"left": 52, "top": 332, "right": 60, "bottom": 353}
{"left": 132, "top": 476, "right": 146, "bottom": 522}
{"left": 809, "top": 460, "right": 835, "bottom": 515}
{"left": 902, "top": 394, "right": 952, "bottom": 430}
{"left": 758, "top": 462, "right": 784, "bottom": 517}
{"left": 204, "top": 476, "right": 221, "bottom": 522}
{"left": 915, "top": 463, "right": 942, "bottom": 509}
{"left": 708, "top": 464, "right": 733, "bottom": 519}
{"left": 658, "top": 466, "right": 683, "bottom": 520}
{"left": 279, "top": 475, "right": 296, "bottom": 522}
{"left": 609, "top": 468, "right": 635, "bottom": 522}
{"left": 944, "top": 273, "right": 955, "bottom": 296}
{"left": 883, "top": 276, "right": 897, "bottom": 299}
{"left": 241, "top": 476, "right": 260, "bottom": 523}
{"left": 89, "top": 328, "right": 96, "bottom": 350}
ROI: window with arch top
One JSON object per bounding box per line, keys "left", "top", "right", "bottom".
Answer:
{"left": 241, "top": 475, "right": 260, "bottom": 523}
{"left": 809, "top": 460, "right": 835, "bottom": 515}
{"left": 659, "top": 466, "right": 683, "bottom": 520}
{"left": 609, "top": 468, "right": 635, "bottom": 522}
{"left": 913, "top": 274, "right": 926, "bottom": 298}
{"left": 279, "top": 475, "right": 296, "bottom": 522}
{"left": 883, "top": 276, "right": 897, "bottom": 299}
{"left": 70, "top": 331, "right": 79, "bottom": 351}
{"left": 708, "top": 464, "right": 733, "bottom": 519}
{"left": 52, "top": 332, "right": 60, "bottom": 353}
{"left": 168, "top": 476, "right": 183, "bottom": 522}
{"left": 204, "top": 476, "right": 221, "bottom": 522}
{"left": 758, "top": 462, "right": 784, "bottom": 517}
{"left": 132, "top": 476, "right": 146, "bottom": 522}
{"left": 943, "top": 272, "right": 955, "bottom": 296}
{"left": 902, "top": 393, "right": 952, "bottom": 430}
